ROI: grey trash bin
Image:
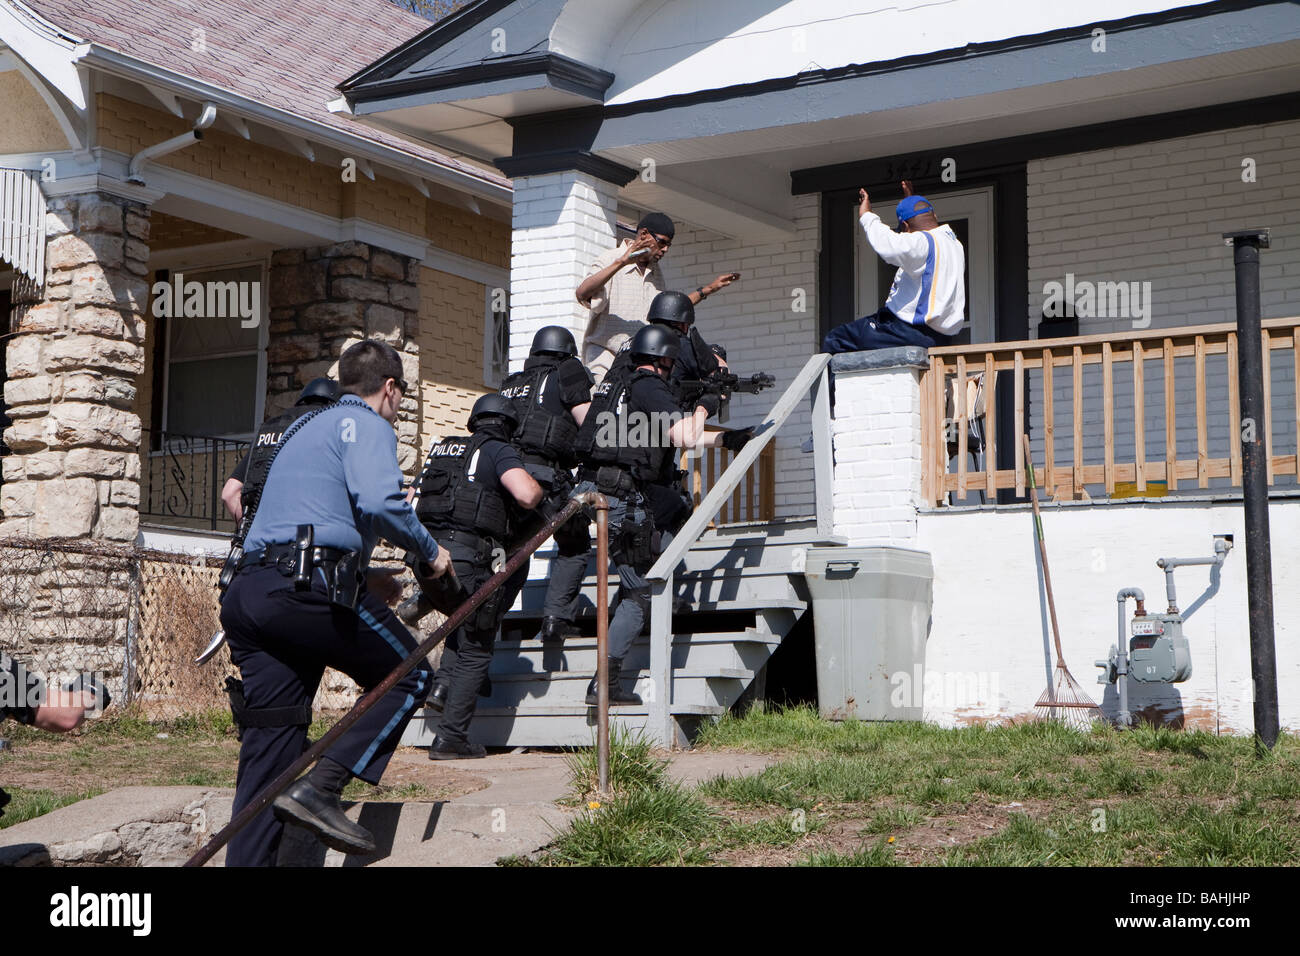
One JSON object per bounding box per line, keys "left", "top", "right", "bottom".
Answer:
{"left": 803, "top": 546, "right": 934, "bottom": 721}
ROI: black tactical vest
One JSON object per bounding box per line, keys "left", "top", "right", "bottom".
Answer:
{"left": 499, "top": 360, "right": 579, "bottom": 465}
{"left": 240, "top": 406, "right": 316, "bottom": 509}
{"left": 414, "top": 432, "right": 511, "bottom": 540}
{"left": 574, "top": 364, "right": 672, "bottom": 479}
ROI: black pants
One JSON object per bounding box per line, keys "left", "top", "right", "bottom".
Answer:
{"left": 511, "top": 467, "right": 592, "bottom": 623}
{"left": 431, "top": 534, "right": 506, "bottom": 746}
{"left": 821, "top": 307, "right": 952, "bottom": 352}
{"left": 220, "top": 564, "right": 431, "bottom": 867}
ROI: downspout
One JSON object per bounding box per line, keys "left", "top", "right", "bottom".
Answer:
{"left": 126, "top": 102, "right": 218, "bottom": 184}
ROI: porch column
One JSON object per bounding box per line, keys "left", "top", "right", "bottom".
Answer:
{"left": 829, "top": 348, "right": 929, "bottom": 546}
{"left": 267, "top": 242, "right": 422, "bottom": 476}
{"left": 2, "top": 193, "right": 150, "bottom": 542}
{"left": 508, "top": 171, "right": 619, "bottom": 372}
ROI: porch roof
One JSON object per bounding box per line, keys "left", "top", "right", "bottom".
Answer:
{"left": 8, "top": 0, "right": 510, "bottom": 197}
{"left": 339, "top": 0, "right": 1300, "bottom": 241}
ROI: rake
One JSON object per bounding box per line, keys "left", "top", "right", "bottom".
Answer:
{"left": 1022, "top": 435, "right": 1101, "bottom": 729}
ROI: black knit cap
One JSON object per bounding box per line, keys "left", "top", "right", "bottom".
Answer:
{"left": 636, "top": 212, "right": 675, "bottom": 240}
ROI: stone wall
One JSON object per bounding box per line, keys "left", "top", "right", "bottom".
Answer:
{"left": 266, "top": 241, "right": 422, "bottom": 476}
{"left": 2, "top": 192, "right": 150, "bottom": 542}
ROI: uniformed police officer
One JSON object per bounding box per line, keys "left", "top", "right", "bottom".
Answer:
{"left": 571, "top": 324, "right": 749, "bottom": 705}
{"left": 221, "top": 377, "right": 342, "bottom": 523}
{"left": 415, "top": 393, "right": 542, "bottom": 759}
{"left": 495, "top": 326, "right": 593, "bottom": 642}
{"left": 220, "top": 340, "right": 451, "bottom": 866}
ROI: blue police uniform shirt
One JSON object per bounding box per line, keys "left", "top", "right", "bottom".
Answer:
{"left": 245, "top": 394, "right": 440, "bottom": 565}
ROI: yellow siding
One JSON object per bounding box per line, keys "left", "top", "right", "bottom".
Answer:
{"left": 0, "top": 72, "right": 67, "bottom": 152}
{"left": 418, "top": 267, "right": 489, "bottom": 450}
{"left": 426, "top": 199, "right": 510, "bottom": 270}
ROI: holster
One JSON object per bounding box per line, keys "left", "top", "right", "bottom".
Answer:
{"left": 324, "top": 550, "right": 363, "bottom": 610}
{"left": 223, "top": 676, "right": 312, "bottom": 742}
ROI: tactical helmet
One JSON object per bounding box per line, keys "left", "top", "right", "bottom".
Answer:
{"left": 531, "top": 325, "right": 577, "bottom": 357}
{"left": 297, "top": 377, "right": 341, "bottom": 406}
{"left": 630, "top": 323, "right": 680, "bottom": 362}
{"left": 646, "top": 290, "right": 695, "bottom": 329}
{"left": 468, "top": 393, "right": 520, "bottom": 433}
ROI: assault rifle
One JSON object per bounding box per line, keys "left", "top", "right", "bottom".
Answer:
{"left": 678, "top": 371, "right": 776, "bottom": 405}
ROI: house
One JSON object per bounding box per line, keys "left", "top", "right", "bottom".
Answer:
{"left": 335, "top": 0, "right": 1300, "bottom": 744}
{"left": 0, "top": 0, "right": 513, "bottom": 554}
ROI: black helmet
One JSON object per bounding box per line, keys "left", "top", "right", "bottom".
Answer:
{"left": 647, "top": 290, "right": 695, "bottom": 329}
{"left": 630, "top": 324, "right": 680, "bottom": 362}
{"left": 531, "top": 326, "right": 577, "bottom": 357}
{"left": 297, "top": 377, "right": 341, "bottom": 406}
{"left": 468, "top": 393, "right": 520, "bottom": 432}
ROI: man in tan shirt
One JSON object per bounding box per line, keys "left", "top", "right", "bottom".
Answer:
{"left": 576, "top": 212, "right": 740, "bottom": 382}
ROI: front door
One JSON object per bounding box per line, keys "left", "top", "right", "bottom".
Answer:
{"left": 853, "top": 186, "right": 996, "bottom": 345}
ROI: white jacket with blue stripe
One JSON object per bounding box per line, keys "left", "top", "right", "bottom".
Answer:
{"left": 860, "top": 212, "right": 966, "bottom": 336}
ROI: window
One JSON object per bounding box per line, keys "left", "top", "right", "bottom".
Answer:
{"left": 161, "top": 263, "right": 266, "bottom": 440}
{"left": 483, "top": 285, "right": 510, "bottom": 387}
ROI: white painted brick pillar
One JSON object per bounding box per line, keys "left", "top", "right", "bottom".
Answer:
{"left": 829, "top": 348, "right": 929, "bottom": 546}
{"left": 508, "top": 171, "right": 618, "bottom": 372}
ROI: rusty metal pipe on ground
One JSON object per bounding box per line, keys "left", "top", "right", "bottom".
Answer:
{"left": 185, "top": 492, "right": 608, "bottom": 868}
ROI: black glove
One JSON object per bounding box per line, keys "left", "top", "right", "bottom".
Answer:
{"left": 720, "top": 426, "right": 755, "bottom": 452}
{"left": 695, "top": 393, "right": 721, "bottom": 417}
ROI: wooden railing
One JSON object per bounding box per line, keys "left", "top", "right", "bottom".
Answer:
{"left": 680, "top": 425, "right": 777, "bottom": 524}
{"left": 920, "top": 317, "right": 1300, "bottom": 506}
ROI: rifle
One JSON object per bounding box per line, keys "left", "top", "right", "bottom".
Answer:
{"left": 677, "top": 371, "right": 776, "bottom": 405}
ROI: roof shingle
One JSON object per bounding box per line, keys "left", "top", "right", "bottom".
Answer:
{"left": 20, "top": 0, "right": 507, "bottom": 189}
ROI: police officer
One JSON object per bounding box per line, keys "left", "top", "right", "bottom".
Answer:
{"left": 1, "top": 652, "right": 106, "bottom": 818}
{"left": 572, "top": 324, "right": 749, "bottom": 705}
{"left": 416, "top": 394, "right": 542, "bottom": 759}
{"left": 220, "top": 340, "right": 452, "bottom": 866}
{"left": 495, "top": 326, "right": 593, "bottom": 642}
{"left": 221, "top": 377, "right": 342, "bottom": 523}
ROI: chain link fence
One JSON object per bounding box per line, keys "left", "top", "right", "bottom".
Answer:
{"left": 0, "top": 537, "right": 397, "bottom": 721}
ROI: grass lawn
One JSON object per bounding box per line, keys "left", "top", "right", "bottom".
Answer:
{"left": 517, "top": 705, "right": 1300, "bottom": 867}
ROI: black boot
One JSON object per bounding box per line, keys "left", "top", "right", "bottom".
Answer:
{"left": 585, "top": 657, "right": 643, "bottom": 706}
{"left": 425, "top": 682, "right": 449, "bottom": 712}
{"left": 538, "top": 616, "right": 580, "bottom": 642}
{"left": 272, "top": 777, "right": 375, "bottom": 854}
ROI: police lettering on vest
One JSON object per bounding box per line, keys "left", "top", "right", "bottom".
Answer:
{"left": 499, "top": 359, "right": 580, "bottom": 465}
{"left": 415, "top": 433, "right": 512, "bottom": 540}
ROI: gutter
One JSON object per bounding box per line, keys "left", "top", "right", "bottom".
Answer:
{"left": 73, "top": 43, "right": 513, "bottom": 209}
{"left": 127, "top": 101, "right": 216, "bottom": 183}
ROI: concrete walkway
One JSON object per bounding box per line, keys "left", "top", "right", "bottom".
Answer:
{"left": 0, "top": 749, "right": 773, "bottom": 867}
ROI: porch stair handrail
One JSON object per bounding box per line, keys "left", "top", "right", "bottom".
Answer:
{"left": 642, "top": 351, "right": 834, "bottom": 745}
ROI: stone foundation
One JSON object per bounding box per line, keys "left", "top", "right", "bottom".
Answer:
{"left": 2, "top": 192, "right": 150, "bottom": 543}
{"left": 267, "top": 242, "right": 422, "bottom": 476}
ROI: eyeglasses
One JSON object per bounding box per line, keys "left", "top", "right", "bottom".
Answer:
{"left": 390, "top": 376, "right": 408, "bottom": 396}
{"left": 652, "top": 234, "right": 672, "bottom": 249}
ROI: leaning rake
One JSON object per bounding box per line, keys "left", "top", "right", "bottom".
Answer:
{"left": 1023, "top": 436, "right": 1101, "bottom": 730}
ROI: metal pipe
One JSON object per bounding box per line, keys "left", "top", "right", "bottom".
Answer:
{"left": 185, "top": 492, "right": 604, "bottom": 867}
{"left": 127, "top": 102, "right": 218, "bottom": 183}
{"left": 1156, "top": 541, "right": 1230, "bottom": 613}
{"left": 595, "top": 505, "right": 610, "bottom": 796}
{"left": 1115, "top": 588, "right": 1144, "bottom": 728}
{"left": 1223, "top": 228, "right": 1279, "bottom": 751}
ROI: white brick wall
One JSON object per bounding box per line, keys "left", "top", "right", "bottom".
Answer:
{"left": 1025, "top": 119, "right": 1300, "bottom": 494}
{"left": 509, "top": 172, "right": 618, "bottom": 371}
{"left": 831, "top": 364, "right": 924, "bottom": 544}
{"left": 644, "top": 193, "right": 821, "bottom": 516}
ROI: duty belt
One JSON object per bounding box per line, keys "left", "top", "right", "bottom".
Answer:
{"left": 239, "top": 543, "right": 352, "bottom": 570}
{"left": 426, "top": 527, "right": 497, "bottom": 554}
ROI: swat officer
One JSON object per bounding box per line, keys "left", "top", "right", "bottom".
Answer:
{"left": 494, "top": 326, "right": 593, "bottom": 643}
{"left": 571, "top": 324, "right": 749, "bottom": 705}
{"left": 416, "top": 394, "right": 542, "bottom": 759}
{"left": 220, "top": 340, "right": 451, "bottom": 866}
{"left": 221, "top": 377, "right": 342, "bottom": 523}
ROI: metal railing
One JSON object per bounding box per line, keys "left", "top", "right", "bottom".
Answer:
{"left": 642, "top": 353, "right": 834, "bottom": 744}
{"left": 141, "top": 431, "right": 250, "bottom": 531}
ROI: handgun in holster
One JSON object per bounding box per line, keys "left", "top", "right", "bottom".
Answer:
{"left": 328, "top": 550, "right": 363, "bottom": 610}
